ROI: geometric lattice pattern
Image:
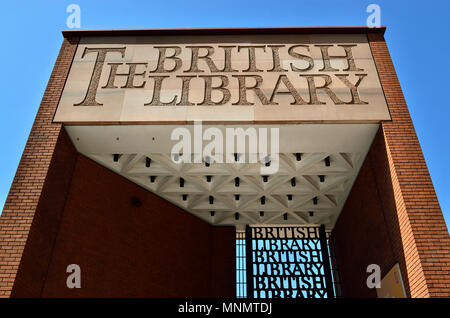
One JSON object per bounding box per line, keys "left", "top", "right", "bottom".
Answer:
{"left": 86, "top": 151, "right": 363, "bottom": 229}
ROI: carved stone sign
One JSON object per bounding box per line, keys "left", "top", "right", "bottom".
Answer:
{"left": 53, "top": 34, "right": 390, "bottom": 123}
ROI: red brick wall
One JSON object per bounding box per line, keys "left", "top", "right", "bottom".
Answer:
{"left": 331, "top": 34, "right": 450, "bottom": 298}
{"left": 368, "top": 33, "right": 450, "bottom": 298}
{"left": 10, "top": 129, "right": 78, "bottom": 296}
{"left": 331, "top": 128, "right": 412, "bottom": 297}
{"left": 0, "top": 37, "right": 78, "bottom": 297}
{"left": 13, "top": 154, "right": 236, "bottom": 297}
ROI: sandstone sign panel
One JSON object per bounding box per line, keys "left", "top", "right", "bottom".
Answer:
{"left": 53, "top": 33, "right": 390, "bottom": 123}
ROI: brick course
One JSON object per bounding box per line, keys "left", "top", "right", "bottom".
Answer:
{"left": 368, "top": 33, "right": 450, "bottom": 298}
{"left": 10, "top": 128, "right": 78, "bottom": 296}
{"left": 331, "top": 33, "right": 449, "bottom": 298}
{"left": 0, "top": 37, "right": 78, "bottom": 297}
{"left": 331, "top": 129, "right": 397, "bottom": 297}
{"left": 12, "top": 154, "right": 235, "bottom": 297}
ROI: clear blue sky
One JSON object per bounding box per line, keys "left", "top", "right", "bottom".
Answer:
{"left": 0, "top": 0, "right": 449, "bottom": 229}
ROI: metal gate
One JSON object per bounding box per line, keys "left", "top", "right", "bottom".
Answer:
{"left": 245, "top": 225, "right": 334, "bottom": 298}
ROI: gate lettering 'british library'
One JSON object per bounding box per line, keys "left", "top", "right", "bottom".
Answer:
{"left": 0, "top": 27, "right": 448, "bottom": 298}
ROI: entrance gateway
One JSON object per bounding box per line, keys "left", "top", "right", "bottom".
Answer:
{"left": 0, "top": 27, "right": 448, "bottom": 298}
{"left": 55, "top": 29, "right": 388, "bottom": 298}
{"left": 245, "top": 225, "right": 334, "bottom": 298}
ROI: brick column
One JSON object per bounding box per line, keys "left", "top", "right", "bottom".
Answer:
{"left": 0, "top": 37, "right": 78, "bottom": 297}
{"left": 368, "top": 33, "right": 450, "bottom": 297}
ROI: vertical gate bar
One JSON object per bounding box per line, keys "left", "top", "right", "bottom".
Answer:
{"left": 328, "top": 236, "right": 342, "bottom": 297}
{"left": 319, "top": 224, "right": 334, "bottom": 298}
{"left": 245, "top": 225, "right": 254, "bottom": 298}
